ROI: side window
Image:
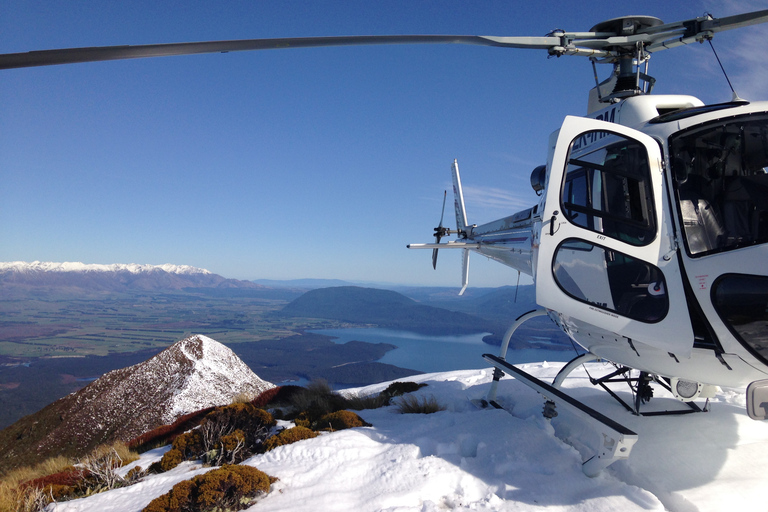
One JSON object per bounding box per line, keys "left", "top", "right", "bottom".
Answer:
{"left": 562, "top": 131, "right": 656, "bottom": 246}
{"left": 553, "top": 239, "right": 669, "bottom": 323}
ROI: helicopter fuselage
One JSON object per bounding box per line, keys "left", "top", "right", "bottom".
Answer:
{"left": 458, "top": 95, "right": 768, "bottom": 391}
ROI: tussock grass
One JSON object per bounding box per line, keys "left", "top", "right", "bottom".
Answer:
{"left": 0, "top": 455, "right": 71, "bottom": 512}
{"left": 343, "top": 393, "right": 390, "bottom": 411}
{"left": 89, "top": 442, "right": 139, "bottom": 467}
{"left": 395, "top": 394, "right": 446, "bottom": 415}
{"left": 0, "top": 442, "right": 139, "bottom": 512}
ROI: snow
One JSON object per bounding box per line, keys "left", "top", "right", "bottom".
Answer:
{"left": 0, "top": 261, "right": 211, "bottom": 275}
{"left": 46, "top": 362, "right": 768, "bottom": 512}
{"left": 166, "top": 335, "right": 274, "bottom": 419}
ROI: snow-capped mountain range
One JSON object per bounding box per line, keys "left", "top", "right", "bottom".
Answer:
{"left": 0, "top": 335, "right": 274, "bottom": 471}
{"left": 0, "top": 261, "right": 262, "bottom": 293}
{"left": 0, "top": 261, "right": 212, "bottom": 275}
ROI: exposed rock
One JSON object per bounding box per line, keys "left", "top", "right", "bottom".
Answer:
{"left": 0, "top": 335, "right": 273, "bottom": 473}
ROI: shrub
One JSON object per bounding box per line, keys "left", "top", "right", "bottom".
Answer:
{"left": 201, "top": 404, "right": 276, "bottom": 445}
{"left": 250, "top": 386, "right": 282, "bottom": 408}
{"left": 158, "top": 448, "right": 184, "bottom": 472}
{"left": 125, "top": 466, "right": 146, "bottom": 484}
{"left": 261, "top": 385, "right": 304, "bottom": 407}
{"left": 128, "top": 407, "right": 216, "bottom": 453}
{"left": 287, "top": 380, "right": 348, "bottom": 419}
{"left": 171, "top": 430, "right": 204, "bottom": 458}
{"left": 395, "top": 394, "right": 446, "bottom": 414}
{"left": 142, "top": 465, "right": 272, "bottom": 512}
{"left": 381, "top": 381, "right": 428, "bottom": 398}
{"left": 200, "top": 404, "right": 276, "bottom": 466}
{"left": 262, "top": 426, "right": 318, "bottom": 452}
{"left": 18, "top": 465, "right": 86, "bottom": 503}
{"left": 314, "top": 410, "right": 371, "bottom": 431}
{"left": 151, "top": 404, "right": 278, "bottom": 471}
{"left": 78, "top": 443, "right": 139, "bottom": 493}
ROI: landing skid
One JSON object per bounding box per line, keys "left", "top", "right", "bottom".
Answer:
{"left": 480, "top": 309, "right": 641, "bottom": 476}
{"left": 482, "top": 353, "right": 638, "bottom": 477}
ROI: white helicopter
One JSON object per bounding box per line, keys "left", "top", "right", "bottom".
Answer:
{"left": 4, "top": 8, "right": 768, "bottom": 474}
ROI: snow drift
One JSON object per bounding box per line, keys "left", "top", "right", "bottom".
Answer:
{"left": 47, "top": 361, "right": 768, "bottom": 512}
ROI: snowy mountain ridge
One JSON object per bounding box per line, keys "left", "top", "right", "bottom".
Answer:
{"left": 0, "top": 261, "right": 265, "bottom": 294}
{"left": 0, "top": 261, "right": 212, "bottom": 275}
{"left": 0, "top": 335, "right": 274, "bottom": 471}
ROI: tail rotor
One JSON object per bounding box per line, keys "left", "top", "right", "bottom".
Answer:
{"left": 432, "top": 190, "right": 449, "bottom": 269}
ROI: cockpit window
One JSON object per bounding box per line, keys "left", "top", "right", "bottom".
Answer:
{"left": 671, "top": 114, "right": 768, "bottom": 256}
{"left": 562, "top": 131, "right": 656, "bottom": 246}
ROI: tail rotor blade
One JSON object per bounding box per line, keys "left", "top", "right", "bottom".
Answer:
{"left": 432, "top": 190, "right": 448, "bottom": 269}
{"left": 438, "top": 190, "right": 447, "bottom": 230}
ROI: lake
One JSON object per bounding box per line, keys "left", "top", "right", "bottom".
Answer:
{"left": 311, "top": 328, "right": 575, "bottom": 374}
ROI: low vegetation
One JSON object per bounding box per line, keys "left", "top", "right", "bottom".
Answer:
{"left": 3, "top": 380, "right": 431, "bottom": 511}
{"left": 395, "top": 394, "right": 446, "bottom": 415}
{"left": 152, "top": 403, "right": 277, "bottom": 472}
{"left": 142, "top": 465, "right": 274, "bottom": 512}
{"left": 128, "top": 407, "right": 216, "bottom": 453}
{"left": 314, "top": 410, "right": 372, "bottom": 431}
{"left": 262, "top": 426, "right": 318, "bottom": 452}
{"left": 0, "top": 442, "right": 139, "bottom": 512}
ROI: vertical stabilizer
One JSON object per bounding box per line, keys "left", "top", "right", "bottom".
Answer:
{"left": 459, "top": 249, "right": 470, "bottom": 295}
{"left": 451, "top": 159, "right": 469, "bottom": 235}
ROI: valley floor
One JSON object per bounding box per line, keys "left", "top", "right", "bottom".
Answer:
{"left": 47, "top": 362, "right": 768, "bottom": 512}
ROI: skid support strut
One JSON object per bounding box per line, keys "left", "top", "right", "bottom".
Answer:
{"left": 485, "top": 309, "right": 548, "bottom": 405}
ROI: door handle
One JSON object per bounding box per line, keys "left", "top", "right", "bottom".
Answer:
{"left": 550, "top": 211, "right": 559, "bottom": 236}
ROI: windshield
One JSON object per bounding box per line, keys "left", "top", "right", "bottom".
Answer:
{"left": 671, "top": 114, "right": 768, "bottom": 256}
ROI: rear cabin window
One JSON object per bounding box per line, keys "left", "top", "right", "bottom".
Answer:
{"left": 670, "top": 114, "right": 768, "bottom": 256}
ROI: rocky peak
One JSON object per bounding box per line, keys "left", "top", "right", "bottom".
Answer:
{"left": 0, "top": 335, "right": 273, "bottom": 471}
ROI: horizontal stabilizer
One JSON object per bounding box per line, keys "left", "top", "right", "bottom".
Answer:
{"left": 407, "top": 242, "right": 481, "bottom": 249}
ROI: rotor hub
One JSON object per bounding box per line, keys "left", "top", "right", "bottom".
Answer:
{"left": 590, "top": 15, "right": 664, "bottom": 37}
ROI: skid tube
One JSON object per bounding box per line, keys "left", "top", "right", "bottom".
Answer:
{"left": 482, "top": 353, "right": 638, "bottom": 477}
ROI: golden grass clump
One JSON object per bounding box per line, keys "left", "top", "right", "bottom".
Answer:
{"left": 0, "top": 442, "right": 139, "bottom": 512}
{"left": 395, "top": 394, "right": 446, "bottom": 415}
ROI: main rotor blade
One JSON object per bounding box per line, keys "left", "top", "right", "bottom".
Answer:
{"left": 0, "top": 35, "right": 559, "bottom": 70}
{"left": 645, "top": 9, "right": 768, "bottom": 53}
{"left": 564, "top": 9, "right": 768, "bottom": 53}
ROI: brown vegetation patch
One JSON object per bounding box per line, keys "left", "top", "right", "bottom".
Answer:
{"left": 142, "top": 465, "right": 273, "bottom": 512}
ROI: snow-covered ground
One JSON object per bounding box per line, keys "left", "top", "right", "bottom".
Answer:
{"left": 48, "top": 361, "right": 768, "bottom": 512}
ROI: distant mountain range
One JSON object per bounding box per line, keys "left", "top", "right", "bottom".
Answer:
{"left": 279, "top": 286, "right": 493, "bottom": 335}
{"left": 0, "top": 261, "right": 265, "bottom": 295}
{"left": 0, "top": 335, "right": 273, "bottom": 473}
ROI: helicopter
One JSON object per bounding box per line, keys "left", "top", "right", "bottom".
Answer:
{"left": 4, "top": 7, "right": 768, "bottom": 474}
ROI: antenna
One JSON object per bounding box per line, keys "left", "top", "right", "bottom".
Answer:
{"left": 707, "top": 38, "right": 745, "bottom": 102}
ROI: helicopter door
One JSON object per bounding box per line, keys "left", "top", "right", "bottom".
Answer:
{"left": 537, "top": 116, "right": 694, "bottom": 357}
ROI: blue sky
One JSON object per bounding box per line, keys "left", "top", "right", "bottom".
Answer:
{"left": 2, "top": 0, "right": 767, "bottom": 288}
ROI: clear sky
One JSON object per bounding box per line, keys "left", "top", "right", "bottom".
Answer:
{"left": 2, "top": 0, "right": 767, "bottom": 288}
